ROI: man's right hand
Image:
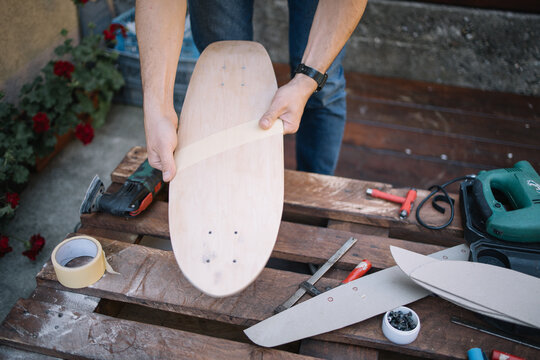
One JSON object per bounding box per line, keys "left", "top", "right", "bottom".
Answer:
{"left": 144, "top": 108, "right": 179, "bottom": 183}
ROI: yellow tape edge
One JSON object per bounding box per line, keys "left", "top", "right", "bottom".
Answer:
{"left": 51, "top": 235, "right": 118, "bottom": 289}
{"left": 175, "top": 119, "right": 284, "bottom": 171}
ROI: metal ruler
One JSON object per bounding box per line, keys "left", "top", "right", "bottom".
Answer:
{"left": 274, "top": 237, "right": 357, "bottom": 313}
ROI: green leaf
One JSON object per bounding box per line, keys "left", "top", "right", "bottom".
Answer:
{"left": 12, "top": 165, "right": 29, "bottom": 184}
{"left": 0, "top": 205, "right": 15, "bottom": 218}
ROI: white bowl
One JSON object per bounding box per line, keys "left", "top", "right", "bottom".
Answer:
{"left": 382, "top": 306, "right": 421, "bottom": 345}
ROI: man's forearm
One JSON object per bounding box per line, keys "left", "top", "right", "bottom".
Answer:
{"left": 301, "top": 0, "right": 367, "bottom": 74}
{"left": 258, "top": 0, "right": 367, "bottom": 133}
{"left": 136, "top": 0, "right": 187, "bottom": 113}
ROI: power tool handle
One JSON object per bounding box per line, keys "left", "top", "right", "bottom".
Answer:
{"left": 128, "top": 159, "right": 163, "bottom": 194}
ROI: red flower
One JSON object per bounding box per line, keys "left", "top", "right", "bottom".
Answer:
{"left": 110, "top": 23, "right": 127, "bottom": 38}
{"left": 5, "top": 192, "right": 20, "bottom": 208}
{"left": 22, "top": 234, "right": 45, "bottom": 261}
{"left": 32, "top": 112, "right": 50, "bottom": 133}
{"left": 103, "top": 29, "right": 115, "bottom": 41}
{"left": 53, "top": 60, "right": 75, "bottom": 79}
{"left": 75, "top": 123, "right": 94, "bottom": 145}
{"left": 103, "top": 23, "right": 127, "bottom": 41}
{"left": 0, "top": 236, "right": 13, "bottom": 258}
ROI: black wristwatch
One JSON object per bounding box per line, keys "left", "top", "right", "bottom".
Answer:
{"left": 294, "top": 63, "right": 328, "bottom": 92}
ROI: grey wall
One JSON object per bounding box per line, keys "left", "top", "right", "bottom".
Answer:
{"left": 253, "top": 0, "right": 540, "bottom": 96}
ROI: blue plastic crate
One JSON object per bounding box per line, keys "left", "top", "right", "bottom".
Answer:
{"left": 110, "top": 8, "right": 199, "bottom": 111}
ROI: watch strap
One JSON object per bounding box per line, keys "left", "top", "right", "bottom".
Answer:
{"left": 294, "top": 63, "right": 328, "bottom": 92}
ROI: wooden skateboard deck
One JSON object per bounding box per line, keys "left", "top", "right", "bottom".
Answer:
{"left": 169, "top": 41, "right": 284, "bottom": 297}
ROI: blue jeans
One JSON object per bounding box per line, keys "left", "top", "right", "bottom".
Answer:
{"left": 188, "top": 0, "right": 347, "bottom": 175}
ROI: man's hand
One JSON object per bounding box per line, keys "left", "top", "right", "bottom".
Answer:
{"left": 144, "top": 108, "right": 178, "bottom": 182}
{"left": 259, "top": 74, "right": 318, "bottom": 134}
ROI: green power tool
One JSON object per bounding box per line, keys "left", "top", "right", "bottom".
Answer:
{"left": 80, "top": 159, "right": 163, "bottom": 217}
{"left": 460, "top": 160, "right": 540, "bottom": 278}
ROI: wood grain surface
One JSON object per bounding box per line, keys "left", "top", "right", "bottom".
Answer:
{"left": 0, "top": 299, "right": 319, "bottom": 360}
{"left": 110, "top": 146, "right": 464, "bottom": 244}
{"left": 273, "top": 62, "right": 540, "bottom": 188}
{"left": 81, "top": 204, "right": 448, "bottom": 270}
{"left": 169, "top": 41, "right": 283, "bottom": 297}
{"left": 299, "top": 339, "right": 379, "bottom": 360}
{"left": 33, "top": 234, "right": 540, "bottom": 359}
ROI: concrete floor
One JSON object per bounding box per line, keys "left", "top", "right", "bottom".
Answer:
{"left": 0, "top": 105, "right": 145, "bottom": 326}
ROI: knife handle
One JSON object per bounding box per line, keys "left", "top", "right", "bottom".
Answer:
{"left": 342, "top": 259, "right": 372, "bottom": 284}
{"left": 491, "top": 350, "right": 524, "bottom": 360}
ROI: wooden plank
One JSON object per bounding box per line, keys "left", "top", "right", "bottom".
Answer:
{"left": 273, "top": 222, "right": 446, "bottom": 270}
{"left": 30, "top": 287, "right": 100, "bottom": 314}
{"left": 35, "top": 236, "right": 539, "bottom": 359}
{"left": 274, "top": 62, "right": 540, "bottom": 122}
{"left": 170, "top": 41, "right": 284, "bottom": 297}
{"left": 334, "top": 142, "right": 481, "bottom": 191}
{"left": 343, "top": 70, "right": 540, "bottom": 123}
{"left": 109, "top": 145, "right": 148, "bottom": 183}
{"left": 283, "top": 168, "right": 463, "bottom": 243}
{"left": 275, "top": 63, "right": 539, "bottom": 189}
{"left": 108, "top": 147, "right": 464, "bottom": 242}
{"left": 78, "top": 225, "right": 141, "bottom": 244}
{"left": 342, "top": 121, "right": 540, "bottom": 170}
{"left": 284, "top": 134, "right": 297, "bottom": 170}
{"left": 103, "top": 300, "right": 300, "bottom": 354}
{"left": 274, "top": 62, "right": 540, "bottom": 123}
{"left": 327, "top": 220, "right": 390, "bottom": 238}
{"left": 37, "top": 235, "right": 338, "bottom": 326}
{"left": 81, "top": 201, "right": 169, "bottom": 238}
{"left": 81, "top": 204, "right": 450, "bottom": 268}
{"left": 346, "top": 97, "right": 539, "bottom": 148}
{"left": 81, "top": 201, "right": 170, "bottom": 238}
{"left": 0, "top": 299, "right": 318, "bottom": 360}
{"left": 110, "top": 301, "right": 251, "bottom": 344}
{"left": 0, "top": 345, "right": 58, "bottom": 360}
{"left": 299, "top": 339, "right": 379, "bottom": 360}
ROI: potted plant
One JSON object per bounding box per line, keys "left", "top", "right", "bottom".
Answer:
{"left": 0, "top": 25, "right": 124, "bottom": 224}
{"left": 18, "top": 27, "right": 124, "bottom": 168}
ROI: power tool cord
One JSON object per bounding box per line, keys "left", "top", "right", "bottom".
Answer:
{"left": 415, "top": 175, "right": 476, "bottom": 230}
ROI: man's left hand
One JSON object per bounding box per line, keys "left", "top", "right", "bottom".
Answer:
{"left": 258, "top": 74, "right": 318, "bottom": 134}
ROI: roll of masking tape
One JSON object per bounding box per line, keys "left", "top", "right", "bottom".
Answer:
{"left": 51, "top": 235, "right": 118, "bottom": 289}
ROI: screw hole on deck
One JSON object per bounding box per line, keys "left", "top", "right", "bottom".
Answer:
{"left": 233, "top": 259, "right": 237, "bottom": 263}
{"left": 208, "top": 231, "right": 212, "bottom": 234}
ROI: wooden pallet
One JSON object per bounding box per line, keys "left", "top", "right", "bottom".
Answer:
{"left": 1, "top": 147, "right": 538, "bottom": 359}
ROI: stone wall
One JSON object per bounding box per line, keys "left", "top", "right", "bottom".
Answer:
{"left": 253, "top": 0, "right": 540, "bottom": 95}
{"left": 2, "top": 0, "right": 537, "bottom": 99}
{"left": 0, "top": 0, "right": 79, "bottom": 103}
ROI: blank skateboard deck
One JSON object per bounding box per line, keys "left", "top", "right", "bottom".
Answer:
{"left": 169, "top": 41, "right": 284, "bottom": 297}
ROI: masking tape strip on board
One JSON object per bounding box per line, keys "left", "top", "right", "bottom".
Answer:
{"left": 175, "top": 119, "right": 283, "bottom": 171}
{"left": 51, "top": 235, "right": 119, "bottom": 289}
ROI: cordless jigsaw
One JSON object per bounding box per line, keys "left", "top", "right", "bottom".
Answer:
{"left": 460, "top": 160, "right": 540, "bottom": 278}
{"left": 80, "top": 159, "right": 163, "bottom": 217}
